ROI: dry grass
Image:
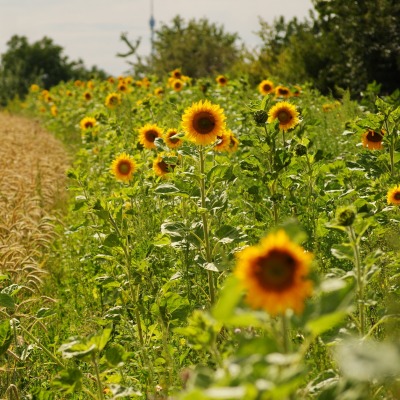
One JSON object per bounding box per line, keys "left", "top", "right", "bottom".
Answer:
{"left": 0, "top": 112, "right": 69, "bottom": 291}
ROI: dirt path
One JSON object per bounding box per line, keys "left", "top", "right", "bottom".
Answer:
{"left": 0, "top": 112, "right": 70, "bottom": 287}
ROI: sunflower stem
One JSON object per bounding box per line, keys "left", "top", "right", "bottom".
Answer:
{"left": 348, "top": 226, "right": 365, "bottom": 337}
{"left": 199, "top": 147, "right": 216, "bottom": 305}
{"left": 92, "top": 352, "right": 105, "bottom": 400}
{"left": 281, "top": 312, "right": 291, "bottom": 354}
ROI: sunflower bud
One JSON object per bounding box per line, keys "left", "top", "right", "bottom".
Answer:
{"left": 253, "top": 110, "right": 268, "bottom": 126}
{"left": 336, "top": 206, "right": 356, "bottom": 227}
{"left": 295, "top": 144, "right": 307, "bottom": 156}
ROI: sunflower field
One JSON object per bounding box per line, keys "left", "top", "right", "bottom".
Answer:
{"left": 1, "top": 70, "right": 400, "bottom": 400}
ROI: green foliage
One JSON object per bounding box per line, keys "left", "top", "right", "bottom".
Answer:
{"left": 0, "top": 35, "right": 106, "bottom": 106}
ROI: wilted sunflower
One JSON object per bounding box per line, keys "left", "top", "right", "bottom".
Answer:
{"left": 80, "top": 117, "right": 97, "bottom": 130}
{"left": 275, "top": 85, "right": 291, "bottom": 98}
{"left": 83, "top": 91, "right": 92, "bottom": 101}
{"left": 214, "top": 131, "right": 231, "bottom": 152}
{"left": 216, "top": 75, "right": 228, "bottom": 86}
{"left": 111, "top": 153, "right": 136, "bottom": 182}
{"left": 153, "top": 153, "right": 176, "bottom": 177}
{"left": 387, "top": 185, "right": 400, "bottom": 205}
{"left": 164, "top": 128, "right": 183, "bottom": 149}
{"left": 105, "top": 93, "right": 121, "bottom": 109}
{"left": 227, "top": 133, "right": 239, "bottom": 153}
{"left": 258, "top": 79, "right": 274, "bottom": 96}
{"left": 268, "top": 101, "right": 300, "bottom": 131}
{"left": 181, "top": 100, "right": 226, "bottom": 145}
{"left": 362, "top": 129, "right": 384, "bottom": 150}
{"left": 235, "top": 230, "right": 313, "bottom": 316}
{"left": 138, "top": 123, "right": 163, "bottom": 149}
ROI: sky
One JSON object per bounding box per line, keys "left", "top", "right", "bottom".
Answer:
{"left": 0, "top": 0, "right": 314, "bottom": 76}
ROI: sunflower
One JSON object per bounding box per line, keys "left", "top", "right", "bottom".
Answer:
{"left": 111, "top": 153, "right": 136, "bottom": 182}
{"left": 258, "top": 79, "right": 274, "bottom": 96}
{"left": 362, "top": 129, "right": 384, "bottom": 150}
{"left": 171, "top": 79, "right": 184, "bottom": 92}
{"left": 51, "top": 105, "right": 58, "bottom": 117}
{"left": 227, "top": 133, "right": 239, "bottom": 153}
{"left": 107, "top": 76, "right": 116, "bottom": 84}
{"left": 268, "top": 101, "right": 300, "bottom": 131}
{"left": 170, "top": 68, "right": 182, "bottom": 79}
{"left": 30, "top": 84, "right": 40, "bottom": 92}
{"left": 66, "top": 90, "right": 73, "bottom": 97}
{"left": 275, "top": 85, "right": 291, "bottom": 98}
{"left": 216, "top": 75, "right": 228, "bottom": 86}
{"left": 105, "top": 93, "right": 121, "bottom": 109}
{"left": 387, "top": 185, "right": 400, "bottom": 205}
{"left": 87, "top": 80, "right": 94, "bottom": 89}
{"left": 138, "top": 123, "right": 163, "bottom": 149}
{"left": 80, "top": 117, "right": 97, "bottom": 130}
{"left": 117, "top": 82, "right": 128, "bottom": 92}
{"left": 154, "top": 87, "right": 164, "bottom": 96}
{"left": 181, "top": 100, "right": 226, "bottom": 146}
{"left": 153, "top": 153, "right": 176, "bottom": 177}
{"left": 214, "top": 131, "right": 231, "bottom": 152}
{"left": 164, "top": 128, "right": 183, "bottom": 149}
{"left": 83, "top": 91, "right": 92, "bottom": 101}
{"left": 292, "top": 85, "right": 302, "bottom": 97}
{"left": 235, "top": 230, "right": 313, "bottom": 316}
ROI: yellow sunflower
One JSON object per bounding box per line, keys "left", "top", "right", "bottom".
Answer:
{"left": 362, "top": 129, "right": 384, "bottom": 150}
{"left": 171, "top": 79, "right": 184, "bottom": 92}
{"left": 83, "top": 91, "right": 92, "bottom": 101}
{"left": 268, "top": 101, "right": 300, "bottom": 131}
{"left": 216, "top": 75, "right": 228, "bottom": 86}
{"left": 235, "top": 230, "right": 313, "bottom": 316}
{"left": 111, "top": 153, "right": 136, "bottom": 182}
{"left": 30, "top": 84, "right": 40, "bottom": 92}
{"left": 107, "top": 76, "right": 116, "bottom": 84}
{"left": 154, "top": 87, "right": 164, "bottom": 96}
{"left": 170, "top": 68, "right": 182, "bottom": 80}
{"left": 164, "top": 128, "right": 183, "bottom": 149}
{"left": 181, "top": 100, "right": 226, "bottom": 146}
{"left": 153, "top": 153, "right": 176, "bottom": 177}
{"left": 275, "top": 85, "right": 291, "bottom": 98}
{"left": 258, "top": 79, "right": 274, "bottom": 96}
{"left": 387, "top": 185, "right": 400, "bottom": 205}
{"left": 87, "top": 80, "right": 95, "bottom": 89}
{"left": 105, "top": 93, "right": 121, "bottom": 109}
{"left": 138, "top": 123, "right": 163, "bottom": 149}
{"left": 117, "top": 81, "right": 129, "bottom": 92}
{"left": 292, "top": 85, "right": 302, "bottom": 97}
{"left": 50, "top": 105, "right": 58, "bottom": 117}
{"left": 214, "top": 131, "right": 231, "bottom": 152}
{"left": 80, "top": 117, "right": 97, "bottom": 130}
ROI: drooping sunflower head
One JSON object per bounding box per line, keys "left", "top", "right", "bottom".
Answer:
{"left": 214, "top": 131, "right": 231, "bottom": 152}
{"left": 153, "top": 153, "right": 177, "bottom": 177}
{"left": 361, "top": 129, "right": 384, "bottom": 150}
{"left": 267, "top": 101, "right": 300, "bottom": 132}
{"left": 105, "top": 93, "right": 121, "bottom": 109}
{"left": 111, "top": 153, "right": 136, "bottom": 182}
{"left": 80, "top": 117, "right": 97, "bottom": 130}
{"left": 181, "top": 100, "right": 226, "bottom": 146}
{"left": 228, "top": 133, "right": 239, "bottom": 153}
{"left": 235, "top": 230, "right": 313, "bottom": 316}
{"left": 83, "top": 91, "right": 92, "bottom": 101}
{"left": 138, "top": 123, "right": 163, "bottom": 149}
{"left": 216, "top": 75, "right": 228, "bottom": 86}
{"left": 275, "top": 85, "right": 291, "bottom": 98}
{"left": 164, "top": 128, "right": 183, "bottom": 149}
{"left": 387, "top": 185, "right": 400, "bottom": 206}
{"left": 258, "top": 79, "right": 274, "bottom": 96}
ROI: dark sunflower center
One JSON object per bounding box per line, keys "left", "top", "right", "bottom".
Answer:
{"left": 279, "top": 89, "right": 289, "bottom": 95}
{"left": 173, "top": 72, "right": 182, "bottom": 79}
{"left": 109, "top": 96, "right": 118, "bottom": 105}
{"left": 192, "top": 112, "right": 216, "bottom": 134}
{"left": 263, "top": 84, "right": 272, "bottom": 92}
{"left": 85, "top": 93, "right": 91, "bottom": 99}
{"left": 159, "top": 160, "right": 175, "bottom": 173}
{"left": 256, "top": 250, "right": 296, "bottom": 291}
{"left": 219, "top": 78, "right": 227, "bottom": 84}
{"left": 174, "top": 82, "right": 182, "bottom": 89}
{"left": 168, "top": 134, "right": 179, "bottom": 144}
{"left": 145, "top": 130, "right": 158, "bottom": 142}
{"left": 84, "top": 122, "right": 94, "bottom": 129}
{"left": 118, "top": 161, "right": 131, "bottom": 175}
{"left": 277, "top": 110, "right": 292, "bottom": 123}
{"left": 394, "top": 192, "right": 400, "bottom": 200}
{"left": 119, "top": 85, "right": 126, "bottom": 91}
{"left": 366, "top": 130, "right": 383, "bottom": 142}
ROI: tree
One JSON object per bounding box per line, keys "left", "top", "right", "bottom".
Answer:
{"left": 0, "top": 35, "right": 106, "bottom": 106}
{"left": 122, "top": 16, "right": 242, "bottom": 79}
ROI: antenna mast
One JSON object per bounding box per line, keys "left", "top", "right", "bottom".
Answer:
{"left": 149, "top": 0, "right": 155, "bottom": 55}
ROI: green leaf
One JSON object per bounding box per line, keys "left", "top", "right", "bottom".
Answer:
{"left": 105, "top": 343, "right": 129, "bottom": 366}
{"left": 103, "top": 233, "right": 121, "bottom": 248}
{"left": 212, "top": 276, "right": 243, "bottom": 322}
{"left": 331, "top": 243, "right": 354, "bottom": 260}
{"left": 58, "top": 340, "right": 97, "bottom": 360}
{"left": 108, "top": 384, "right": 142, "bottom": 399}
{"left": 155, "top": 184, "right": 188, "bottom": 197}
{"left": 51, "top": 368, "right": 82, "bottom": 394}
{"left": 0, "top": 319, "right": 12, "bottom": 355}
{"left": 306, "top": 311, "right": 348, "bottom": 337}
{"left": 88, "top": 323, "right": 113, "bottom": 352}
{"left": 36, "top": 308, "right": 57, "bottom": 319}
{"left": 0, "top": 293, "right": 15, "bottom": 311}
{"left": 215, "top": 225, "right": 247, "bottom": 244}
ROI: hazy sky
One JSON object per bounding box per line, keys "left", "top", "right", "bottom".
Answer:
{"left": 0, "top": 0, "right": 314, "bottom": 76}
